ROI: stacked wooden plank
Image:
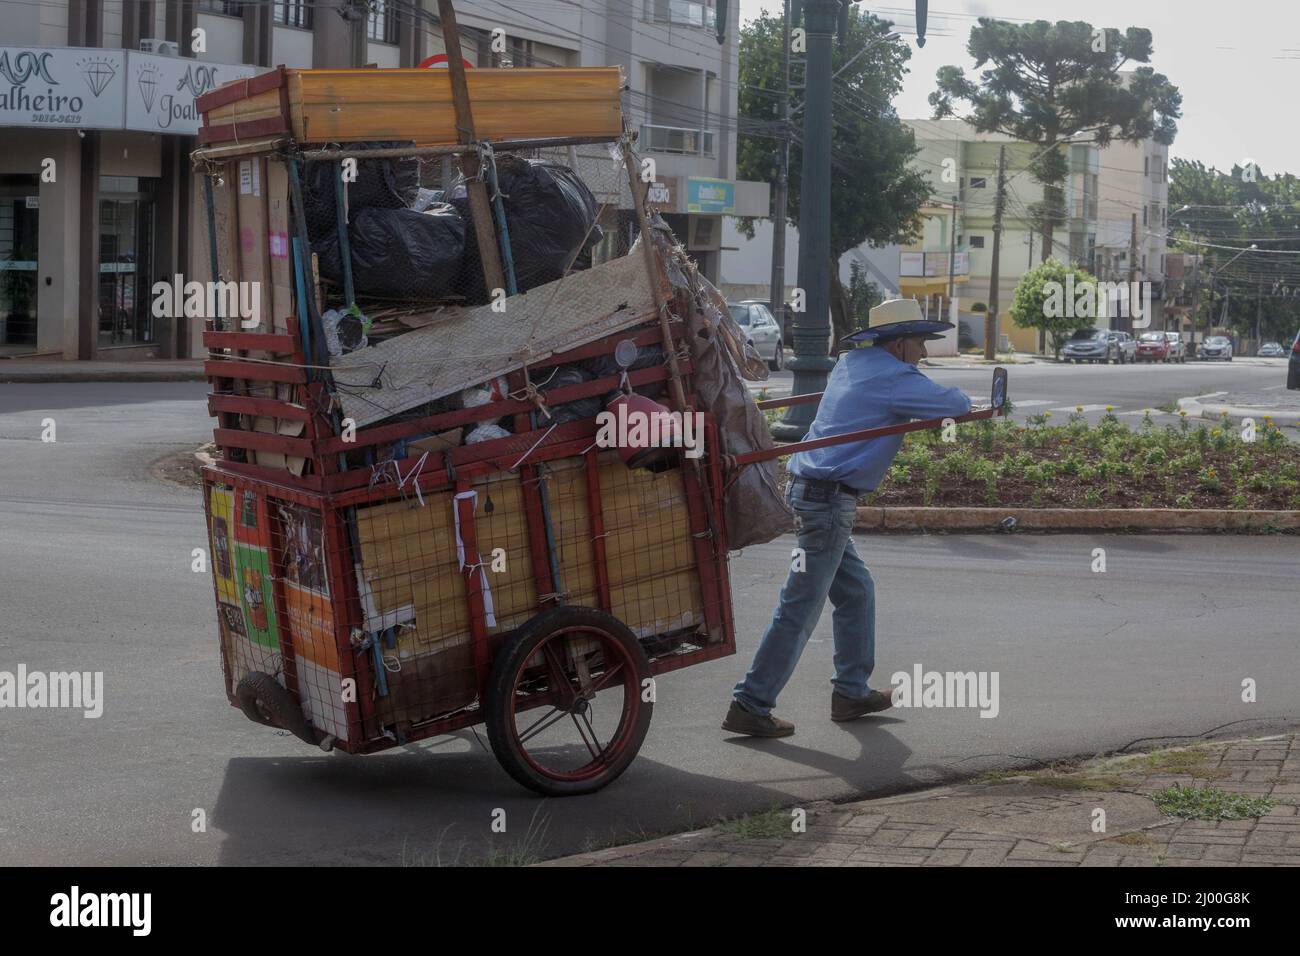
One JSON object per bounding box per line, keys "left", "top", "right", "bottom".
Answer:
{"left": 197, "top": 66, "right": 624, "bottom": 148}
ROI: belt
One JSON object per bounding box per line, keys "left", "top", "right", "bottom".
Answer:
{"left": 790, "top": 475, "right": 863, "bottom": 499}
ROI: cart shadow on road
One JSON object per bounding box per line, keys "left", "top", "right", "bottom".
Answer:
{"left": 207, "top": 717, "right": 924, "bottom": 866}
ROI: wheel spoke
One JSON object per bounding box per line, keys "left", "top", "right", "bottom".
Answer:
{"left": 570, "top": 711, "right": 604, "bottom": 761}
{"left": 540, "top": 641, "right": 576, "bottom": 708}
{"left": 518, "top": 706, "right": 569, "bottom": 745}
{"left": 585, "top": 661, "right": 625, "bottom": 696}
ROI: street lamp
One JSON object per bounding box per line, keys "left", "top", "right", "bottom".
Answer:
{"left": 773, "top": 1, "right": 928, "bottom": 442}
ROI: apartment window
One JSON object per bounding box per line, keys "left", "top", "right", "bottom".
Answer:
{"left": 969, "top": 177, "right": 987, "bottom": 189}
{"left": 1162, "top": 206, "right": 1166, "bottom": 227}
{"left": 274, "top": 0, "right": 311, "bottom": 28}
{"left": 1144, "top": 156, "right": 1149, "bottom": 176}
{"left": 1143, "top": 206, "right": 1148, "bottom": 226}
{"left": 969, "top": 235, "right": 985, "bottom": 249}
{"left": 198, "top": 0, "right": 243, "bottom": 14}
{"left": 368, "top": 1, "right": 399, "bottom": 43}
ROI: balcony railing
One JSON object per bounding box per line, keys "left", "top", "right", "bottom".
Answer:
{"left": 643, "top": 0, "right": 716, "bottom": 30}
{"left": 640, "top": 123, "right": 716, "bottom": 157}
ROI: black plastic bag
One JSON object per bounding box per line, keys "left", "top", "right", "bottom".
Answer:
{"left": 316, "top": 204, "right": 466, "bottom": 302}
{"left": 454, "top": 157, "right": 604, "bottom": 303}
{"left": 302, "top": 141, "right": 420, "bottom": 243}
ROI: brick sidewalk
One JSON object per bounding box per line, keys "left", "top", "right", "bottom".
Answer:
{"left": 538, "top": 734, "right": 1300, "bottom": 867}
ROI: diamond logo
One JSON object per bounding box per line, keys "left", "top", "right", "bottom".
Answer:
{"left": 77, "top": 56, "right": 117, "bottom": 97}
{"left": 137, "top": 62, "right": 161, "bottom": 113}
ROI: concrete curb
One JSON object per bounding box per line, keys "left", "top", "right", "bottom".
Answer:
{"left": 1177, "top": 391, "right": 1300, "bottom": 427}
{"left": 855, "top": 505, "right": 1300, "bottom": 533}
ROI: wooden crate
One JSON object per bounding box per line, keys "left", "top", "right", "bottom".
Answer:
{"left": 197, "top": 66, "right": 624, "bottom": 147}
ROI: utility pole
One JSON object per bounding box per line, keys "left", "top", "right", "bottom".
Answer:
{"left": 985, "top": 144, "right": 1006, "bottom": 360}
{"left": 768, "top": 0, "right": 792, "bottom": 344}
{"left": 772, "top": 0, "right": 840, "bottom": 441}
{"left": 1127, "top": 212, "right": 1138, "bottom": 334}
{"left": 946, "top": 193, "right": 958, "bottom": 308}
{"left": 1255, "top": 279, "right": 1263, "bottom": 347}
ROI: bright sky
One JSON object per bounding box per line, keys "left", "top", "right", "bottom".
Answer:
{"left": 739, "top": 0, "right": 1300, "bottom": 177}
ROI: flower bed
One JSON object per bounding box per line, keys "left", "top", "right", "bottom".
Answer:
{"left": 869, "top": 408, "right": 1300, "bottom": 510}
{"left": 767, "top": 406, "right": 1300, "bottom": 511}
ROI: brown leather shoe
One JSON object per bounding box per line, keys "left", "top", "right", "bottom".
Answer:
{"left": 831, "top": 689, "right": 894, "bottom": 722}
{"left": 722, "top": 701, "right": 794, "bottom": 738}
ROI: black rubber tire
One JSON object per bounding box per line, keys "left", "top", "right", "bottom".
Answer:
{"left": 485, "top": 606, "right": 653, "bottom": 797}
{"left": 769, "top": 345, "right": 784, "bottom": 372}
{"left": 235, "top": 671, "right": 314, "bottom": 743}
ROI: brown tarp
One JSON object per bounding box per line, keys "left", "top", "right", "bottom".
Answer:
{"left": 652, "top": 221, "right": 795, "bottom": 549}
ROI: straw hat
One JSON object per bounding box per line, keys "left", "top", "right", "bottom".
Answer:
{"left": 843, "top": 298, "right": 954, "bottom": 343}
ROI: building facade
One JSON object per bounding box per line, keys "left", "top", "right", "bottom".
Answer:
{"left": 903, "top": 117, "right": 1171, "bottom": 352}
{"left": 0, "top": 0, "right": 766, "bottom": 360}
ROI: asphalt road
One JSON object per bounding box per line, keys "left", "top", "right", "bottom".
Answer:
{"left": 1, "top": 380, "right": 1297, "bottom": 866}
{"left": 756, "top": 355, "right": 1296, "bottom": 430}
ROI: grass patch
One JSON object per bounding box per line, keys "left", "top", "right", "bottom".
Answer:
{"left": 1109, "top": 831, "right": 1155, "bottom": 847}
{"left": 1028, "top": 773, "right": 1128, "bottom": 791}
{"left": 718, "top": 807, "right": 792, "bottom": 840}
{"left": 977, "top": 769, "right": 1033, "bottom": 785}
{"left": 1149, "top": 785, "right": 1274, "bottom": 820}
{"left": 1134, "top": 745, "right": 1232, "bottom": 781}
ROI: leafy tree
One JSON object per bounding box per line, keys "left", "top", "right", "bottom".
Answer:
{"left": 846, "top": 260, "right": 883, "bottom": 331}
{"left": 735, "top": 7, "right": 930, "bottom": 344}
{"left": 1169, "top": 158, "right": 1300, "bottom": 341}
{"left": 929, "top": 19, "right": 1181, "bottom": 265}
{"left": 1010, "top": 258, "right": 1099, "bottom": 358}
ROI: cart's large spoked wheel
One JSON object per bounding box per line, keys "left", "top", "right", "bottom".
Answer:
{"left": 486, "top": 606, "right": 653, "bottom": 796}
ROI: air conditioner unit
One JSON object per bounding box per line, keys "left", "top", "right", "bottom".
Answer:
{"left": 140, "top": 39, "right": 180, "bottom": 57}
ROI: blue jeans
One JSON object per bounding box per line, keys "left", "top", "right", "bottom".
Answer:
{"left": 733, "top": 480, "right": 876, "bottom": 716}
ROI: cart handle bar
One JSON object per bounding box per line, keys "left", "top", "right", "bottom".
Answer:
{"left": 734, "top": 366, "right": 1010, "bottom": 468}
{"left": 731, "top": 405, "right": 1005, "bottom": 468}
{"left": 755, "top": 391, "right": 821, "bottom": 410}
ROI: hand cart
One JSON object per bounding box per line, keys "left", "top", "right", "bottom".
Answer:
{"left": 192, "top": 5, "right": 1008, "bottom": 796}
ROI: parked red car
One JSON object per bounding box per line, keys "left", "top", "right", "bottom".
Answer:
{"left": 1136, "top": 332, "right": 1171, "bottom": 362}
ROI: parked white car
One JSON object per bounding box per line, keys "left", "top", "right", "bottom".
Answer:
{"left": 728, "top": 302, "right": 786, "bottom": 371}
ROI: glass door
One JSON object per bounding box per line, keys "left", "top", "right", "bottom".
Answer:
{"left": 0, "top": 175, "right": 40, "bottom": 348}
{"left": 98, "top": 177, "right": 157, "bottom": 347}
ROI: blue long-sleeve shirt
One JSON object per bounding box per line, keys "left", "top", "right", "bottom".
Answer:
{"left": 788, "top": 346, "right": 972, "bottom": 492}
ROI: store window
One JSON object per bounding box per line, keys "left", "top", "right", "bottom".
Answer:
{"left": 0, "top": 175, "right": 40, "bottom": 349}
{"left": 367, "top": 1, "right": 399, "bottom": 43}
{"left": 98, "top": 176, "right": 158, "bottom": 348}
{"left": 274, "top": 0, "right": 312, "bottom": 28}
{"left": 198, "top": 0, "right": 244, "bottom": 15}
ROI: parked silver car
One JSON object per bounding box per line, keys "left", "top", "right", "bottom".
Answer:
{"left": 1257, "top": 341, "right": 1286, "bottom": 357}
{"left": 1062, "top": 328, "right": 1125, "bottom": 363}
{"left": 1164, "top": 331, "right": 1187, "bottom": 362}
{"left": 1200, "top": 335, "right": 1234, "bottom": 361}
{"left": 728, "top": 302, "right": 786, "bottom": 370}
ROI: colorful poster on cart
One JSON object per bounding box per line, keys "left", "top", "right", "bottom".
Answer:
{"left": 234, "top": 544, "right": 278, "bottom": 650}
{"left": 208, "top": 487, "right": 239, "bottom": 605}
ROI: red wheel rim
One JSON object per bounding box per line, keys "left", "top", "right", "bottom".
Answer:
{"left": 506, "top": 624, "right": 643, "bottom": 784}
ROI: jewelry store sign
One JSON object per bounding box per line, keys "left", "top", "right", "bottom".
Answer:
{"left": 125, "top": 53, "right": 255, "bottom": 133}
{"left": 1, "top": 47, "right": 256, "bottom": 134}
{"left": 0, "top": 48, "right": 126, "bottom": 129}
